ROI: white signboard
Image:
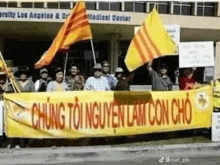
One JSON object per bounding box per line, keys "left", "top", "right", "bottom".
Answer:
{"left": 212, "top": 113, "right": 220, "bottom": 141}
{"left": 179, "top": 41, "right": 214, "bottom": 68}
{"left": 0, "top": 101, "right": 3, "bottom": 136}
{"left": 134, "top": 24, "right": 180, "bottom": 44}
{"left": 165, "top": 24, "right": 180, "bottom": 44}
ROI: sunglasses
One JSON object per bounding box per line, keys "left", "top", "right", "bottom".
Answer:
{"left": 94, "top": 69, "right": 102, "bottom": 72}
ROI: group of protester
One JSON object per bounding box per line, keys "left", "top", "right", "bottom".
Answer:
{"left": 147, "top": 60, "right": 199, "bottom": 91}
{"left": 0, "top": 59, "right": 199, "bottom": 95}
{"left": 0, "top": 61, "right": 134, "bottom": 95}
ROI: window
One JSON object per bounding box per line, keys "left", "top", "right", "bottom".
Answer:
{"left": 48, "top": 2, "right": 58, "bottom": 9}
{"left": 86, "top": 2, "right": 96, "bottom": 10}
{"left": 149, "top": 2, "right": 170, "bottom": 14}
{"left": 21, "top": 2, "right": 33, "bottom": 8}
{"left": 72, "top": 2, "right": 76, "bottom": 9}
{"left": 125, "top": 2, "right": 134, "bottom": 12}
{"left": 99, "top": 2, "right": 109, "bottom": 11}
{"left": 110, "top": 2, "right": 121, "bottom": 11}
{"left": 135, "top": 2, "right": 146, "bottom": 13}
{"left": 197, "top": 2, "right": 216, "bottom": 16}
{"left": 34, "top": 2, "right": 44, "bottom": 8}
{"left": 174, "top": 2, "right": 192, "bottom": 15}
{"left": 60, "top": 2, "right": 70, "bottom": 9}
{"left": 8, "top": 2, "right": 17, "bottom": 8}
{"left": 0, "top": 2, "right": 6, "bottom": 7}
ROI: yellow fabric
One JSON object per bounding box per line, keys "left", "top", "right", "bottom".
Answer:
{"left": 0, "top": 59, "right": 4, "bottom": 68}
{"left": 4, "top": 86, "right": 212, "bottom": 138}
{"left": 125, "top": 7, "right": 177, "bottom": 72}
{"left": 35, "top": 1, "right": 92, "bottom": 69}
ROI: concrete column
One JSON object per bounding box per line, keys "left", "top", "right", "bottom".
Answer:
{"left": 215, "top": 42, "right": 220, "bottom": 79}
{"left": 121, "top": 1, "right": 125, "bottom": 11}
{"left": 44, "top": 2, "right": 47, "bottom": 8}
{"left": 96, "top": 2, "right": 99, "bottom": 10}
{"left": 217, "top": 2, "right": 220, "bottom": 17}
{"left": 108, "top": 33, "right": 122, "bottom": 74}
{"left": 170, "top": 2, "right": 174, "bottom": 14}
{"left": 146, "top": 2, "right": 150, "bottom": 13}
{"left": 193, "top": 2, "right": 198, "bottom": 16}
{"left": 70, "top": 2, "right": 73, "bottom": 9}
{"left": 17, "top": 2, "right": 21, "bottom": 8}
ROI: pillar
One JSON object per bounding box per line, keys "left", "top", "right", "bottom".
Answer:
{"left": 108, "top": 33, "right": 122, "bottom": 74}
{"left": 217, "top": 2, "right": 220, "bottom": 17}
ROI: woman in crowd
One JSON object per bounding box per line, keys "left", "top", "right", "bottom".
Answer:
{"left": 179, "top": 67, "right": 199, "bottom": 90}
{"left": 46, "top": 67, "right": 68, "bottom": 92}
{"left": 66, "top": 65, "right": 85, "bottom": 91}
{"left": 14, "top": 66, "right": 35, "bottom": 92}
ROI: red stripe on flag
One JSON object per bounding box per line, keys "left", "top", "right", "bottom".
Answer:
{"left": 64, "top": 21, "right": 90, "bottom": 37}
{"left": 64, "top": 9, "right": 86, "bottom": 33}
{"left": 137, "top": 30, "right": 154, "bottom": 60}
{"left": 68, "top": 8, "right": 86, "bottom": 25}
{"left": 143, "top": 24, "right": 161, "bottom": 56}
{"left": 133, "top": 37, "right": 147, "bottom": 63}
{"left": 65, "top": 15, "right": 89, "bottom": 34}
{"left": 72, "top": 7, "right": 85, "bottom": 18}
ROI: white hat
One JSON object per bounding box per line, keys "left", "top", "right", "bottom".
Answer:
{"left": 115, "top": 67, "right": 124, "bottom": 73}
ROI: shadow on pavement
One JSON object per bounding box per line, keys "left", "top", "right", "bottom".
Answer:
{"left": 0, "top": 128, "right": 211, "bottom": 148}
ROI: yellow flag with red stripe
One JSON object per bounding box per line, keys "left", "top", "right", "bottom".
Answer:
{"left": 35, "top": 1, "right": 92, "bottom": 69}
{"left": 125, "top": 7, "right": 177, "bottom": 72}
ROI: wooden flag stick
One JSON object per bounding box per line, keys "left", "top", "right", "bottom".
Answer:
{"left": 63, "top": 51, "right": 68, "bottom": 82}
{"left": 0, "top": 52, "right": 20, "bottom": 93}
{"left": 90, "top": 39, "right": 97, "bottom": 65}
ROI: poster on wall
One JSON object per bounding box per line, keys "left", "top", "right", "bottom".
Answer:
{"left": 179, "top": 41, "right": 214, "bottom": 68}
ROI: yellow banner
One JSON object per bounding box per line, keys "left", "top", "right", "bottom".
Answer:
{"left": 4, "top": 86, "right": 213, "bottom": 138}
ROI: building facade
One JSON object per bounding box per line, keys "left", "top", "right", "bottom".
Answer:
{"left": 0, "top": 1, "right": 219, "bottom": 85}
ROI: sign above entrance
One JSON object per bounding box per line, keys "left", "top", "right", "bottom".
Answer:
{"left": 179, "top": 41, "right": 214, "bottom": 68}
{"left": 0, "top": 8, "right": 132, "bottom": 23}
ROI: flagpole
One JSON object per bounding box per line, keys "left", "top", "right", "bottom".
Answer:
{"left": 0, "top": 52, "right": 19, "bottom": 93}
{"left": 90, "top": 39, "right": 97, "bottom": 65}
{"left": 63, "top": 52, "right": 68, "bottom": 82}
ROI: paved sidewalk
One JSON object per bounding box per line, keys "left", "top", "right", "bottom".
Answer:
{"left": 1, "top": 142, "right": 220, "bottom": 165}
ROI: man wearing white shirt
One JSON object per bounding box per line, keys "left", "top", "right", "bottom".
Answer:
{"left": 84, "top": 63, "right": 110, "bottom": 91}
